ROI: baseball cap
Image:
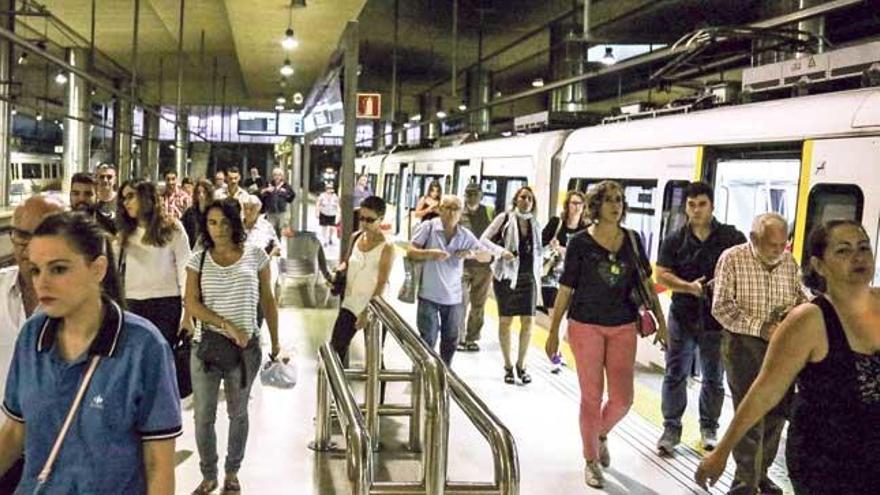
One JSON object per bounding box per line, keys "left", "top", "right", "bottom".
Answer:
{"left": 464, "top": 183, "right": 481, "bottom": 194}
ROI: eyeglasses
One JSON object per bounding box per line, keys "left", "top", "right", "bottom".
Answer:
{"left": 603, "top": 195, "right": 624, "bottom": 204}
{"left": 569, "top": 200, "right": 584, "bottom": 206}
{"left": 97, "top": 174, "right": 114, "bottom": 180}
{"left": 359, "top": 216, "right": 378, "bottom": 224}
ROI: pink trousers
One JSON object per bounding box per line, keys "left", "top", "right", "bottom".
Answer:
{"left": 567, "top": 319, "right": 637, "bottom": 461}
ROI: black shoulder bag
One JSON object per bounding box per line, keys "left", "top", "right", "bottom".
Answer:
{"left": 195, "top": 250, "right": 246, "bottom": 377}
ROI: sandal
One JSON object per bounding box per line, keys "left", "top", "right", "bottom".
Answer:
{"left": 191, "top": 479, "right": 218, "bottom": 495}
{"left": 504, "top": 366, "right": 515, "bottom": 384}
{"left": 465, "top": 341, "right": 480, "bottom": 351}
{"left": 516, "top": 366, "right": 532, "bottom": 385}
{"left": 221, "top": 476, "right": 241, "bottom": 495}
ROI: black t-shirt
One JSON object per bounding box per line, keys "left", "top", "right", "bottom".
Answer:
{"left": 541, "top": 216, "right": 588, "bottom": 248}
{"left": 657, "top": 218, "right": 746, "bottom": 331}
{"left": 560, "top": 228, "right": 650, "bottom": 326}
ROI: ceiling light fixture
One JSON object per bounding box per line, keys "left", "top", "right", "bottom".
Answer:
{"left": 281, "top": 28, "right": 299, "bottom": 50}
{"left": 436, "top": 110, "right": 447, "bottom": 119}
{"left": 601, "top": 46, "right": 616, "bottom": 66}
{"left": 16, "top": 52, "right": 27, "bottom": 65}
{"left": 274, "top": 104, "right": 285, "bottom": 111}
{"left": 457, "top": 103, "right": 467, "bottom": 111}
{"left": 276, "top": 94, "right": 287, "bottom": 105}
{"left": 410, "top": 114, "right": 421, "bottom": 122}
{"left": 35, "top": 112, "right": 43, "bottom": 121}
{"left": 292, "top": 92, "right": 304, "bottom": 105}
{"left": 11, "top": 107, "right": 16, "bottom": 116}
{"left": 54, "top": 71, "right": 68, "bottom": 85}
{"left": 280, "top": 59, "right": 294, "bottom": 77}
{"left": 531, "top": 78, "right": 544, "bottom": 88}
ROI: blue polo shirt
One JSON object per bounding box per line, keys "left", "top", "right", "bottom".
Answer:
{"left": 412, "top": 217, "right": 484, "bottom": 305}
{"left": 2, "top": 300, "right": 182, "bottom": 494}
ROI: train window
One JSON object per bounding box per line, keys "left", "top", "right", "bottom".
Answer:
{"left": 480, "top": 176, "right": 529, "bottom": 218}
{"left": 383, "top": 173, "right": 399, "bottom": 205}
{"left": 803, "top": 184, "right": 864, "bottom": 261}
{"left": 21, "top": 163, "right": 42, "bottom": 179}
{"left": 367, "top": 173, "right": 378, "bottom": 192}
{"left": 660, "top": 180, "right": 690, "bottom": 245}
{"left": 569, "top": 178, "right": 659, "bottom": 257}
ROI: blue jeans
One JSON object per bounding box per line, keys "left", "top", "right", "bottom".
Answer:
{"left": 416, "top": 297, "right": 463, "bottom": 365}
{"left": 190, "top": 340, "right": 262, "bottom": 480}
{"left": 660, "top": 312, "right": 724, "bottom": 431}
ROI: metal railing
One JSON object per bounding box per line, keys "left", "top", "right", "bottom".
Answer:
{"left": 311, "top": 296, "right": 519, "bottom": 494}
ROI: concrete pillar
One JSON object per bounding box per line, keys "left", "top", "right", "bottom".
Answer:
{"left": 300, "top": 138, "right": 311, "bottom": 230}
{"left": 141, "top": 109, "right": 160, "bottom": 182}
{"left": 290, "top": 140, "right": 302, "bottom": 230}
{"left": 175, "top": 110, "right": 187, "bottom": 178}
{"left": 62, "top": 48, "right": 90, "bottom": 190}
{"left": 466, "top": 67, "right": 492, "bottom": 134}
{"left": 340, "top": 21, "right": 359, "bottom": 253}
{"left": 114, "top": 96, "right": 133, "bottom": 181}
{"left": 0, "top": 0, "right": 13, "bottom": 208}
{"left": 190, "top": 141, "right": 210, "bottom": 179}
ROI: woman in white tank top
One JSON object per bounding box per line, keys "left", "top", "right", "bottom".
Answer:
{"left": 329, "top": 196, "right": 395, "bottom": 364}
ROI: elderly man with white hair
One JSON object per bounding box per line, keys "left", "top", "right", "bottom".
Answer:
{"left": 260, "top": 167, "right": 295, "bottom": 237}
{"left": 711, "top": 212, "right": 810, "bottom": 495}
{"left": 243, "top": 194, "right": 279, "bottom": 257}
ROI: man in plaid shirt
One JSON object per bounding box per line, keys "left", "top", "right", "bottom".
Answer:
{"left": 161, "top": 169, "right": 192, "bottom": 220}
{"left": 712, "top": 212, "right": 810, "bottom": 495}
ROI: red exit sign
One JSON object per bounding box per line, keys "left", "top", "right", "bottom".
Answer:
{"left": 357, "top": 93, "right": 381, "bottom": 119}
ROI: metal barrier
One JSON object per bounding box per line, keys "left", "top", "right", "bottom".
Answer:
{"left": 311, "top": 296, "right": 519, "bottom": 495}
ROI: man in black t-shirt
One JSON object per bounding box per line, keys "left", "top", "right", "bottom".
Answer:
{"left": 655, "top": 182, "right": 746, "bottom": 456}
{"left": 69, "top": 172, "right": 117, "bottom": 234}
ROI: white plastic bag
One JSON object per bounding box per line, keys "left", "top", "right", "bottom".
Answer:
{"left": 260, "top": 357, "right": 298, "bottom": 389}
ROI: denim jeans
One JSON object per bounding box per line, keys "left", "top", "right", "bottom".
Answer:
{"left": 660, "top": 312, "right": 724, "bottom": 431}
{"left": 416, "top": 297, "right": 463, "bottom": 365}
{"left": 190, "top": 339, "right": 262, "bottom": 480}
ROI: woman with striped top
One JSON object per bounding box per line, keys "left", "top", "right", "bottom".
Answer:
{"left": 184, "top": 199, "right": 280, "bottom": 495}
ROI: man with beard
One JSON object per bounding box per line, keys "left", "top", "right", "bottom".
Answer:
{"left": 69, "top": 172, "right": 116, "bottom": 234}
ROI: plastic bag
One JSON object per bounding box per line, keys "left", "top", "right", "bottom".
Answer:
{"left": 260, "top": 358, "right": 298, "bottom": 389}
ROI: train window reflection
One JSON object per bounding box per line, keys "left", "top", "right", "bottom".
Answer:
{"left": 480, "top": 176, "right": 528, "bottom": 216}
{"left": 21, "top": 163, "right": 42, "bottom": 179}
{"left": 804, "top": 183, "right": 864, "bottom": 263}
{"left": 383, "top": 173, "right": 399, "bottom": 205}
{"left": 713, "top": 158, "right": 800, "bottom": 238}
{"left": 569, "top": 178, "right": 658, "bottom": 258}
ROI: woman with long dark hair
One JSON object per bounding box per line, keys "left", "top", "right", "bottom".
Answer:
{"left": 181, "top": 179, "right": 215, "bottom": 249}
{"left": 0, "top": 212, "right": 181, "bottom": 493}
{"left": 481, "top": 185, "right": 543, "bottom": 385}
{"left": 414, "top": 180, "right": 442, "bottom": 222}
{"left": 697, "top": 220, "right": 880, "bottom": 494}
{"left": 184, "top": 199, "right": 280, "bottom": 495}
{"left": 117, "top": 180, "right": 192, "bottom": 347}
{"left": 545, "top": 180, "right": 650, "bottom": 488}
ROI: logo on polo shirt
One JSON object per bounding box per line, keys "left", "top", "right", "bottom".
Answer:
{"left": 89, "top": 394, "right": 105, "bottom": 410}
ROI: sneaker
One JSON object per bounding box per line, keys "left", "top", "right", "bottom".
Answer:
{"left": 759, "top": 478, "right": 783, "bottom": 495}
{"left": 584, "top": 460, "right": 604, "bottom": 488}
{"left": 550, "top": 352, "right": 563, "bottom": 374}
{"left": 598, "top": 435, "right": 610, "bottom": 468}
{"left": 656, "top": 427, "right": 681, "bottom": 456}
{"left": 700, "top": 427, "right": 718, "bottom": 451}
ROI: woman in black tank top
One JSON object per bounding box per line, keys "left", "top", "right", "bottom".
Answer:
{"left": 696, "top": 220, "right": 880, "bottom": 494}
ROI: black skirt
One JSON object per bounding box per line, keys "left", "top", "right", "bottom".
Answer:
{"left": 494, "top": 273, "right": 536, "bottom": 317}
{"left": 319, "top": 213, "right": 337, "bottom": 226}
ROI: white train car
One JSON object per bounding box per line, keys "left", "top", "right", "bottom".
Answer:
{"left": 8, "top": 152, "right": 63, "bottom": 205}
{"left": 362, "top": 131, "right": 569, "bottom": 238}
{"left": 558, "top": 87, "right": 880, "bottom": 367}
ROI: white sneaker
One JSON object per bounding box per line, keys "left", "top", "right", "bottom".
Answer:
{"left": 584, "top": 459, "right": 604, "bottom": 488}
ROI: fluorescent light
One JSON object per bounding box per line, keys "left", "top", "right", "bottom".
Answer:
{"left": 409, "top": 114, "right": 421, "bottom": 122}
{"left": 274, "top": 104, "right": 285, "bottom": 111}
{"left": 281, "top": 28, "right": 299, "bottom": 50}
{"left": 280, "top": 59, "right": 294, "bottom": 77}
{"left": 501, "top": 131, "right": 512, "bottom": 137}
{"left": 531, "top": 78, "right": 544, "bottom": 88}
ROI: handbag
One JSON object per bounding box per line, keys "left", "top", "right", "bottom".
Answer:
{"left": 34, "top": 355, "right": 101, "bottom": 494}
{"left": 330, "top": 232, "right": 363, "bottom": 298}
{"left": 626, "top": 229, "right": 668, "bottom": 344}
{"left": 193, "top": 250, "right": 247, "bottom": 377}
{"left": 173, "top": 336, "right": 193, "bottom": 398}
{"left": 541, "top": 217, "right": 564, "bottom": 279}
{"left": 398, "top": 222, "right": 434, "bottom": 304}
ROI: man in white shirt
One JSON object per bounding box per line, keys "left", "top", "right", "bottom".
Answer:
{"left": 214, "top": 166, "right": 250, "bottom": 215}
{"left": 0, "top": 194, "right": 64, "bottom": 491}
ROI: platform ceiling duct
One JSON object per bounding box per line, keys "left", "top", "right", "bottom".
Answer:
{"left": 418, "top": 94, "right": 440, "bottom": 143}
{"left": 465, "top": 66, "right": 492, "bottom": 135}
{"left": 549, "top": 19, "right": 589, "bottom": 113}
{"left": 755, "top": 0, "right": 826, "bottom": 65}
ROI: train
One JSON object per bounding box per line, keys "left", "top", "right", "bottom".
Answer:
{"left": 357, "top": 87, "right": 880, "bottom": 367}
{"left": 7, "top": 151, "right": 64, "bottom": 205}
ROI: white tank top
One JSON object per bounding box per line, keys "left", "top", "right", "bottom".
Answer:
{"left": 342, "top": 236, "right": 392, "bottom": 315}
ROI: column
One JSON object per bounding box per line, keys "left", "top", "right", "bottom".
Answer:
{"left": 141, "top": 109, "right": 159, "bottom": 181}
{"left": 62, "top": 48, "right": 91, "bottom": 193}
{"left": 0, "top": 0, "right": 13, "bottom": 208}
{"left": 174, "top": 110, "right": 187, "bottom": 178}
{"left": 114, "top": 95, "right": 133, "bottom": 181}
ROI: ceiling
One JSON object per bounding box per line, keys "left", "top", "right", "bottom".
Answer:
{"left": 18, "top": 0, "right": 367, "bottom": 109}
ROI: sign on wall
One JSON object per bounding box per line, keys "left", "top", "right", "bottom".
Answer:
{"left": 356, "top": 93, "right": 381, "bottom": 119}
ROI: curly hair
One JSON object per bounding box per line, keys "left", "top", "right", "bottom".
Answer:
{"left": 199, "top": 199, "right": 247, "bottom": 249}
{"left": 117, "top": 180, "right": 178, "bottom": 248}
{"left": 586, "top": 180, "right": 627, "bottom": 223}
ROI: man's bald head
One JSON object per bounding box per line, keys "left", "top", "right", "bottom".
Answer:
{"left": 12, "top": 195, "right": 64, "bottom": 267}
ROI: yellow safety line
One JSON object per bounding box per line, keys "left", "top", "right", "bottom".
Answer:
{"left": 792, "top": 140, "right": 814, "bottom": 264}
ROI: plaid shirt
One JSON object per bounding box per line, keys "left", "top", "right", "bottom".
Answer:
{"left": 162, "top": 188, "right": 192, "bottom": 220}
{"left": 712, "top": 242, "right": 809, "bottom": 339}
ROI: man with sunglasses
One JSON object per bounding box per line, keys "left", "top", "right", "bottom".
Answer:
{"left": 95, "top": 163, "right": 117, "bottom": 220}
{"left": 0, "top": 195, "right": 64, "bottom": 492}
{"left": 407, "top": 195, "right": 492, "bottom": 365}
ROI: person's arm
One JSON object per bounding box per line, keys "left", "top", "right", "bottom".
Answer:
{"left": 545, "top": 285, "right": 573, "bottom": 358}
{"left": 711, "top": 250, "right": 766, "bottom": 337}
{"left": 655, "top": 265, "right": 703, "bottom": 297}
{"left": 479, "top": 213, "right": 514, "bottom": 260}
{"left": 172, "top": 225, "right": 192, "bottom": 296}
{"left": 458, "top": 229, "right": 494, "bottom": 263}
{"left": 541, "top": 216, "right": 558, "bottom": 247}
{"left": 143, "top": 439, "right": 175, "bottom": 495}
{"left": 413, "top": 197, "right": 430, "bottom": 219}
{"left": 407, "top": 222, "right": 447, "bottom": 261}
{"left": 371, "top": 244, "right": 395, "bottom": 299}
{"left": 0, "top": 419, "right": 24, "bottom": 478}
{"left": 696, "top": 303, "right": 821, "bottom": 489}
{"left": 183, "top": 266, "right": 249, "bottom": 346}
{"left": 258, "top": 264, "right": 280, "bottom": 358}
{"left": 283, "top": 183, "right": 296, "bottom": 203}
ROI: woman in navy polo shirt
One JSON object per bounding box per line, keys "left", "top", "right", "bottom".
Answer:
{"left": 0, "top": 212, "right": 181, "bottom": 494}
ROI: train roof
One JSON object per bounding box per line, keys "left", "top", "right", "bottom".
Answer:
{"left": 379, "top": 130, "right": 569, "bottom": 166}
{"left": 562, "top": 88, "right": 880, "bottom": 155}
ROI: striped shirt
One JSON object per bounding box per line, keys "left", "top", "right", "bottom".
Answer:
{"left": 187, "top": 245, "right": 269, "bottom": 339}
{"left": 712, "top": 242, "right": 809, "bottom": 339}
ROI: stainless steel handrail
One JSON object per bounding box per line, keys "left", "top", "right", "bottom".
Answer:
{"left": 312, "top": 344, "right": 374, "bottom": 495}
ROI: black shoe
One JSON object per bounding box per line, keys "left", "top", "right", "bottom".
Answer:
{"left": 759, "top": 478, "right": 783, "bottom": 495}
{"left": 516, "top": 366, "right": 531, "bottom": 384}
{"left": 504, "top": 367, "right": 515, "bottom": 384}
{"left": 727, "top": 480, "right": 756, "bottom": 495}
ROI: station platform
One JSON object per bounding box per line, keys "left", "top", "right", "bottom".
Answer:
{"left": 170, "top": 222, "right": 795, "bottom": 495}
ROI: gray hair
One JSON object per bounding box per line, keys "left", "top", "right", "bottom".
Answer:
{"left": 439, "top": 194, "right": 462, "bottom": 209}
{"left": 751, "top": 212, "right": 787, "bottom": 238}
{"left": 244, "top": 194, "right": 263, "bottom": 209}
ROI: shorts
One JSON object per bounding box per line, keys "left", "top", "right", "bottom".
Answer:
{"left": 319, "top": 213, "right": 337, "bottom": 226}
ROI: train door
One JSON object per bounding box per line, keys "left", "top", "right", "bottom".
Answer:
{"left": 452, "top": 160, "right": 469, "bottom": 196}
{"left": 398, "top": 163, "right": 411, "bottom": 237}
{"left": 702, "top": 145, "right": 802, "bottom": 239}
{"left": 382, "top": 172, "right": 400, "bottom": 233}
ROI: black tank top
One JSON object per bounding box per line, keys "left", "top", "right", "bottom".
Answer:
{"left": 786, "top": 295, "right": 880, "bottom": 493}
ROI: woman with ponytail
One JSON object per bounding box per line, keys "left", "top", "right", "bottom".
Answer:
{"left": 0, "top": 212, "right": 181, "bottom": 494}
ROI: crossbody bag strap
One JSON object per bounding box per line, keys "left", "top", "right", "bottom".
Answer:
{"left": 36, "top": 355, "right": 101, "bottom": 488}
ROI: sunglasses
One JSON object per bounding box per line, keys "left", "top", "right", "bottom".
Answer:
{"left": 359, "top": 216, "right": 378, "bottom": 224}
